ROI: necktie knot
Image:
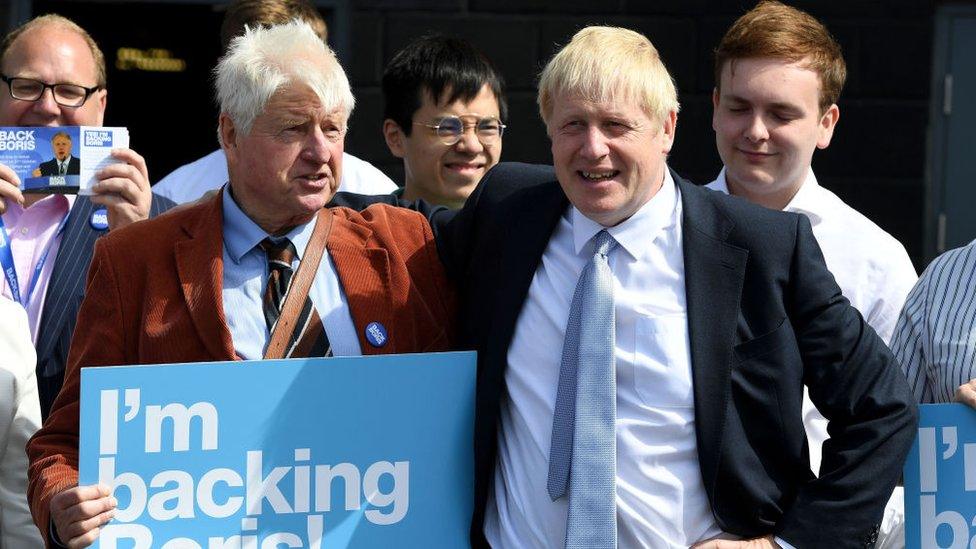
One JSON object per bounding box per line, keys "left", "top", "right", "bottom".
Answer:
{"left": 593, "top": 230, "right": 617, "bottom": 258}
{"left": 260, "top": 238, "right": 296, "bottom": 267}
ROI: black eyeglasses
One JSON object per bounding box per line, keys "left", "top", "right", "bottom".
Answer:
{"left": 415, "top": 114, "right": 506, "bottom": 146}
{"left": 1, "top": 75, "right": 101, "bottom": 108}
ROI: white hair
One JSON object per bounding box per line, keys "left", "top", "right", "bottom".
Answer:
{"left": 214, "top": 19, "right": 355, "bottom": 139}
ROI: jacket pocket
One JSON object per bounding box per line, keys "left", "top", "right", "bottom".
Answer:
{"left": 732, "top": 317, "right": 792, "bottom": 361}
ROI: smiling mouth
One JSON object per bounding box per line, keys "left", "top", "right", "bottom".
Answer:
{"left": 444, "top": 162, "right": 485, "bottom": 171}
{"left": 737, "top": 149, "right": 775, "bottom": 158}
{"left": 578, "top": 170, "right": 619, "bottom": 182}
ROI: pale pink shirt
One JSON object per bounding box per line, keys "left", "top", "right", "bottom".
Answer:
{"left": 0, "top": 194, "right": 74, "bottom": 344}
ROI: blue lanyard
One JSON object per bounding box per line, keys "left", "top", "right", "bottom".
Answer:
{"left": 0, "top": 209, "right": 70, "bottom": 309}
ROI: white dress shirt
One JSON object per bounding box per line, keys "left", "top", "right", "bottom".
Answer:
{"left": 0, "top": 297, "right": 44, "bottom": 546}
{"left": 707, "top": 167, "right": 916, "bottom": 547}
{"left": 153, "top": 149, "right": 398, "bottom": 205}
{"left": 484, "top": 169, "right": 727, "bottom": 548}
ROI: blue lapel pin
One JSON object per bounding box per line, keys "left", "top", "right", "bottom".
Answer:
{"left": 365, "top": 321, "right": 388, "bottom": 348}
{"left": 89, "top": 207, "right": 109, "bottom": 230}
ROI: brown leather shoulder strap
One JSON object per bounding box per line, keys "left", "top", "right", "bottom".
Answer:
{"left": 264, "top": 209, "right": 333, "bottom": 360}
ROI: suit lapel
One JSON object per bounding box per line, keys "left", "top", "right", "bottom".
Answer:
{"left": 174, "top": 193, "right": 236, "bottom": 360}
{"left": 677, "top": 175, "right": 748, "bottom": 495}
{"left": 35, "top": 197, "right": 102, "bottom": 375}
{"left": 483, "top": 180, "right": 568, "bottom": 396}
{"left": 327, "top": 211, "right": 395, "bottom": 355}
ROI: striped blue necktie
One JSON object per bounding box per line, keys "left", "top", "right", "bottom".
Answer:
{"left": 548, "top": 229, "right": 618, "bottom": 548}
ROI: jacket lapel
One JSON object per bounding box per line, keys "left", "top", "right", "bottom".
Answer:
{"left": 483, "top": 179, "right": 568, "bottom": 393}
{"left": 174, "top": 193, "right": 236, "bottom": 360}
{"left": 328, "top": 211, "right": 396, "bottom": 355}
{"left": 677, "top": 174, "right": 748, "bottom": 495}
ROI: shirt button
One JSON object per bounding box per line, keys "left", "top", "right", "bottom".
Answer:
{"left": 20, "top": 227, "right": 28, "bottom": 235}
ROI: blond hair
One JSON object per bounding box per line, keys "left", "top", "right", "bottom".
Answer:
{"left": 537, "top": 26, "right": 679, "bottom": 127}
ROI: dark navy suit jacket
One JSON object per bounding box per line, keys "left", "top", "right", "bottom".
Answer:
{"left": 332, "top": 162, "right": 917, "bottom": 548}
{"left": 34, "top": 193, "right": 176, "bottom": 420}
{"left": 37, "top": 156, "right": 80, "bottom": 177}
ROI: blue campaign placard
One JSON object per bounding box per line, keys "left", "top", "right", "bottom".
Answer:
{"left": 78, "top": 352, "right": 476, "bottom": 548}
{"left": 0, "top": 126, "right": 81, "bottom": 192}
{"left": 904, "top": 403, "right": 976, "bottom": 549}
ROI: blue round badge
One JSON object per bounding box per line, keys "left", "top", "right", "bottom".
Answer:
{"left": 364, "top": 321, "right": 388, "bottom": 348}
{"left": 89, "top": 208, "right": 109, "bottom": 230}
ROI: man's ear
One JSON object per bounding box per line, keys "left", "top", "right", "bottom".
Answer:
{"left": 383, "top": 119, "right": 407, "bottom": 159}
{"left": 816, "top": 104, "right": 840, "bottom": 150}
{"left": 661, "top": 110, "right": 678, "bottom": 154}
{"left": 711, "top": 87, "right": 720, "bottom": 132}
{"left": 219, "top": 113, "right": 238, "bottom": 161}
{"left": 93, "top": 88, "right": 108, "bottom": 126}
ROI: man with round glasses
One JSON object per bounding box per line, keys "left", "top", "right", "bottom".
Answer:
{"left": 382, "top": 34, "right": 506, "bottom": 208}
{"left": 0, "top": 15, "right": 171, "bottom": 423}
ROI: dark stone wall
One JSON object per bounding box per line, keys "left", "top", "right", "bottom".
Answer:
{"left": 3, "top": 0, "right": 935, "bottom": 267}
{"left": 345, "top": 0, "right": 935, "bottom": 268}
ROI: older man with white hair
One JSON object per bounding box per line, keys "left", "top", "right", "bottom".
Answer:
{"left": 27, "top": 20, "right": 454, "bottom": 547}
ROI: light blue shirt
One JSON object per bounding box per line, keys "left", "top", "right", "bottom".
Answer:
{"left": 220, "top": 186, "right": 361, "bottom": 360}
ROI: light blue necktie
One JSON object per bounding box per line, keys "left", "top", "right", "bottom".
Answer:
{"left": 548, "top": 229, "right": 618, "bottom": 548}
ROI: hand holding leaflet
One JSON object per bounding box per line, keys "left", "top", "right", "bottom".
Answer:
{"left": 0, "top": 162, "right": 25, "bottom": 213}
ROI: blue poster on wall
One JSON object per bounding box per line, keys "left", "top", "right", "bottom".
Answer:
{"left": 78, "top": 351, "right": 476, "bottom": 548}
{"left": 904, "top": 403, "right": 976, "bottom": 549}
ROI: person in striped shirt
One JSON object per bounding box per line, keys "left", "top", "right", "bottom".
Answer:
{"left": 890, "top": 239, "right": 976, "bottom": 408}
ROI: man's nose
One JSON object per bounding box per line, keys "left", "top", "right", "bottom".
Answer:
{"left": 580, "top": 126, "right": 610, "bottom": 159}
{"left": 744, "top": 114, "right": 770, "bottom": 142}
{"left": 454, "top": 125, "right": 484, "bottom": 153}
{"left": 302, "top": 127, "right": 335, "bottom": 163}
{"left": 33, "top": 87, "right": 62, "bottom": 116}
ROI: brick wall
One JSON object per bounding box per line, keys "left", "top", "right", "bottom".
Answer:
{"left": 345, "top": 0, "right": 935, "bottom": 267}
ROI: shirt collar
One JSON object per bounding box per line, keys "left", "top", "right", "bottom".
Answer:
{"left": 221, "top": 186, "right": 317, "bottom": 264}
{"left": 712, "top": 167, "right": 731, "bottom": 194}
{"left": 781, "top": 168, "right": 824, "bottom": 225}
{"left": 1, "top": 193, "right": 74, "bottom": 226}
{"left": 570, "top": 167, "right": 679, "bottom": 260}
{"left": 713, "top": 166, "right": 824, "bottom": 225}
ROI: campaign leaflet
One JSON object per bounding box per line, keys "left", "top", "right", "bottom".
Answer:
{"left": 0, "top": 126, "right": 128, "bottom": 194}
{"left": 79, "top": 352, "right": 476, "bottom": 548}
{"left": 904, "top": 403, "right": 976, "bottom": 549}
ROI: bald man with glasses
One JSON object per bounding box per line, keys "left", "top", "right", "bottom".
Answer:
{"left": 0, "top": 15, "right": 174, "bottom": 421}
